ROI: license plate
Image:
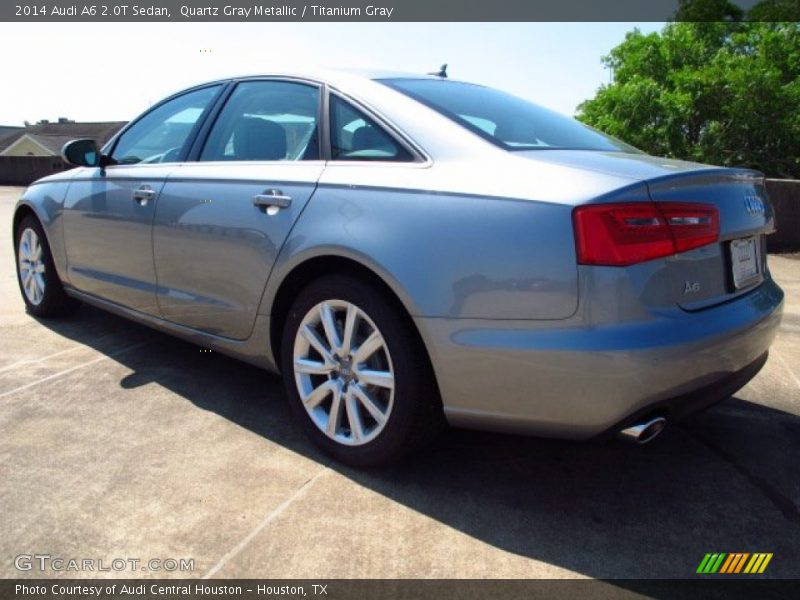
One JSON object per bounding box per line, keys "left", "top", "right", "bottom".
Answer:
{"left": 730, "top": 236, "right": 760, "bottom": 289}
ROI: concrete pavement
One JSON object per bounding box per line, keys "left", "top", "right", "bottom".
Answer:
{"left": 1, "top": 186, "right": 799, "bottom": 580}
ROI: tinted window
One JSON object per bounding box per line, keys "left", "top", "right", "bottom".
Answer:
{"left": 330, "top": 95, "right": 413, "bottom": 162}
{"left": 201, "top": 81, "right": 320, "bottom": 161}
{"left": 381, "top": 79, "right": 639, "bottom": 153}
{"left": 111, "top": 85, "right": 220, "bottom": 164}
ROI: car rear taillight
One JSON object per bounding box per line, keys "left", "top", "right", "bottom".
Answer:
{"left": 657, "top": 202, "right": 719, "bottom": 253}
{"left": 573, "top": 202, "right": 719, "bottom": 266}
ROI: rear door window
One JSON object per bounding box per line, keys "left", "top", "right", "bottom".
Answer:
{"left": 200, "top": 81, "right": 320, "bottom": 161}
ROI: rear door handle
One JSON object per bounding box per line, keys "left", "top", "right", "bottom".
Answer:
{"left": 132, "top": 185, "right": 157, "bottom": 205}
{"left": 253, "top": 189, "right": 292, "bottom": 210}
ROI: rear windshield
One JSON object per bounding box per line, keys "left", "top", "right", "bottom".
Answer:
{"left": 380, "top": 78, "right": 638, "bottom": 153}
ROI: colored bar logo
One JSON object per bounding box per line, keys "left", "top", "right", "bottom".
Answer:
{"left": 696, "top": 553, "right": 773, "bottom": 574}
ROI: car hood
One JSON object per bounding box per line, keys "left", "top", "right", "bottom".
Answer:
{"left": 513, "top": 150, "right": 726, "bottom": 182}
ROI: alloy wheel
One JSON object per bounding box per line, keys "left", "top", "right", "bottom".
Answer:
{"left": 292, "top": 300, "right": 395, "bottom": 446}
{"left": 18, "top": 227, "right": 46, "bottom": 306}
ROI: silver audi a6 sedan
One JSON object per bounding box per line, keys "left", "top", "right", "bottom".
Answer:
{"left": 13, "top": 70, "right": 783, "bottom": 466}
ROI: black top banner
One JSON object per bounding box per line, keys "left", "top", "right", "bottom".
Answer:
{"left": 2, "top": 0, "right": 794, "bottom": 23}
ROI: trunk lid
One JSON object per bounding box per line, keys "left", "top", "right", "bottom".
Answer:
{"left": 519, "top": 151, "right": 775, "bottom": 310}
{"left": 513, "top": 149, "right": 716, "bottom": 183}
{"left": 647, "top": 169, "right": 774, "bottom": 310}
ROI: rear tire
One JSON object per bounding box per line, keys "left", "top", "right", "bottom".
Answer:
{"left": 15, "top": 215, "right": 80, "bottom": 318}
{"left": 281, "top": 274, "right": 443, "bottom": 467}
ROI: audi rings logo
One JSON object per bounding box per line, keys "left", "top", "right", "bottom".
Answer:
{"left": 744, "top": 195, "right": 765, "bottom": 217}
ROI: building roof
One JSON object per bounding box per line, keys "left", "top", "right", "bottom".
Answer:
{"left": 0, "top": 129, "right": 24, "bottom": 153}
{"left": 0, "top": 121, "right": 126, "bottom": 155}
{"left": 25, "top": 121, "right": 125, "bottom": 142}
{"left": 0, "top": 125, "right": 23, "bottom": 139}
{"left": 19, "top": 134, "right": 81, "bottom": 155}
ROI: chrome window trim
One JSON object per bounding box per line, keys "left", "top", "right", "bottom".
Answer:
{"left": 101, "top": 81, "right": 229, "bottom": 161}
{"left": 195, "top": 76, "right": 325, "bottom": 163}
{"left": 325, "top": 86, "right": 432, "bottom": 167}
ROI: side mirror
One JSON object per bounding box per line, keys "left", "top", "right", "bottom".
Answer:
{"left": 61, "top": 139, "right": 101, "bottom": 167}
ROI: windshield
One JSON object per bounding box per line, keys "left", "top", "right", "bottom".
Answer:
{"left": 380, "top": 78, "right": 639, "bottom": 153}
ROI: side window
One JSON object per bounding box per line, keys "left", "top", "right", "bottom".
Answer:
{"left": 111, "top": 85, "right": 220, "bottom": 165}
{"left": 200, "top": 81, "right": 320, "bottom": 162}
{"left": 329, "top": 96, "right": 413, "bottom": 162}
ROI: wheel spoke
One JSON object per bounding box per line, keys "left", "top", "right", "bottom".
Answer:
{"left": 353, "top": 330, "right": 383, "bottom": 364}
{"left": 319, "top": 302, "right": 341, "bottom": 353}
{"left": 303, "top": 379, "right": 337, "bottom": 409}
{"left": 327, "top": 385, "right": 343, "bottom": 435}
{"left": 358, "top": 369, "right": 394, "bottom": 390}
{"left": 21, "top": 231, "right": 32, "bottom": 258}
{"left": 300, "top": 324, "right": 334, "bottom": 363}
{"left": 341, "top": 304, "right": 358, "bottom": 355}
{"left": 351, "top": 384, "right": 387, "bottom": 426}
{"left": 25, "top": 278, "right": 36, "bottom": 300}
{"left": 345, "top": 388, "right": 365, "bottom": 442}
{"left": 30, "top": 280, "right": 40, "bottom": 304}
{"left": 294, "top": 358, "right": 333, "bottom": 376}
{"left": 35, "top": 277, "right": 44, "bottom": 302}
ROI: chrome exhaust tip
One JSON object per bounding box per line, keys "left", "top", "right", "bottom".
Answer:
{"left": 618, "top": 416, "right": 667, "bottom": 445}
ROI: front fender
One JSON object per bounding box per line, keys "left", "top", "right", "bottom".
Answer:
{"left": 13, "top": 180, "right": 72, "bottom": 284}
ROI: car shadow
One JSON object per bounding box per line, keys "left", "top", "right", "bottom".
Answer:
{"left": 34, "top": 304, "right": 800, "bottom": 580}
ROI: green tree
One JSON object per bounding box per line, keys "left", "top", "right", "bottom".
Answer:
{"left": 747, "top": 0, "right": 800, "bottom": 21}
{"left": 577, "top": 20, "right": 800, "bottom": 178}
{"left": 674, "top": 0, "right": 743, "bottom": 22}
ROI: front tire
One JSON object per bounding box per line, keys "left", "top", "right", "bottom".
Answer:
{"left": 281, "top": 274, "right": 443, "bottom": 467}
{"left": 15, "top": 215, "right": 80, "bottom": 318}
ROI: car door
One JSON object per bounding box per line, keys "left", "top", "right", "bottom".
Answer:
{"left": 62, "top": 84, "right": 223, "bottom": 314}
{"left": 153, "top": 79, "right": 325, "bottom": 339}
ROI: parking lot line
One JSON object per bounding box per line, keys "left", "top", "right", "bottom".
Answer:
{"left": 202, "top": 468, "right": 329, "bottom": 578}
{"left": 0, "top": 334, "right": 117, "bottom": 374}
{"left": 0, "top": 340, "right": 151, "bottom": 399}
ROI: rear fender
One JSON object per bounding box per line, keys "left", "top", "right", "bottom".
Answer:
{"left": 261, "top": 185, "right": 580, "bottom": 320}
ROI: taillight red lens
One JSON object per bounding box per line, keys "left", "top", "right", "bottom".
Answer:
{"left": 573, "top": 202, "right": 719, "bottom": 266}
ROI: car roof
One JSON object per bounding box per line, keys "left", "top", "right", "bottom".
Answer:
{"left": 187, "top": 67, "right": 460, "bottom": 90}
{"left": 140, "top": 68, "right": 513, "bottom": 170}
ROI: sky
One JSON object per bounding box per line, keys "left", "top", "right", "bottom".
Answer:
{"left": 0, "top": 22, "right": 664, "bottom": 126}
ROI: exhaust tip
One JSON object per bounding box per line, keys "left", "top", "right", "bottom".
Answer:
{"left": 618, "top": 416, "right": 667, "bottom": 445}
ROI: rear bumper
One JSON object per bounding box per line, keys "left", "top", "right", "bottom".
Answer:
{"left": 602, "top": 350, "right": 769, "bottom": 440}
{"left": 416, "top": 277, "right": 783, "bottom": 439}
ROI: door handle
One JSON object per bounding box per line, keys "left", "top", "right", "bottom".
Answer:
{"left": 253, "top": 189, "right": 292, "bottom": 210}
{"left": 132, "top": 185, "right": 157, "bottom": 206}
